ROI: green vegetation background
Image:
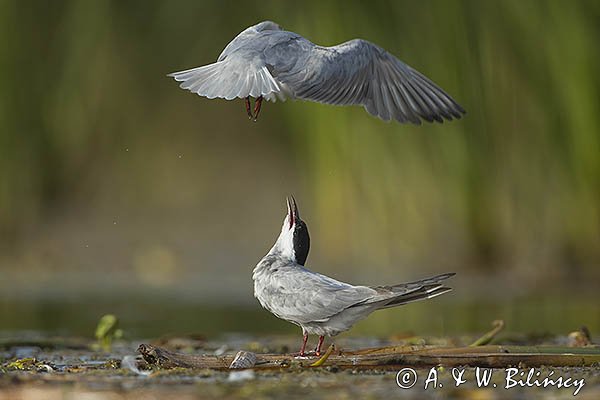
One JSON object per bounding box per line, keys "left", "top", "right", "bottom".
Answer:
{"left": 0, "top": 0, "right": 598, "bottom": 336}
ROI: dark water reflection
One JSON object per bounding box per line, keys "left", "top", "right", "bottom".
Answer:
{"left": 1, "top": 293, "right": 597, "bottom": 339}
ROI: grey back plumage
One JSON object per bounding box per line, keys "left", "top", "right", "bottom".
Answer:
{"left": 253, "top": 255, "right": 379, "bottom": 326}
{"left": 253, "top": 254, "right": 454, "bottom": 336}
{"left": 169, "top": 21, "right": 465, "bottom": 124}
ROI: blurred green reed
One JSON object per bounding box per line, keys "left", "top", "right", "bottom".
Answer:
{"left": 0, "top": 0, "right": 598, "bottom": 292}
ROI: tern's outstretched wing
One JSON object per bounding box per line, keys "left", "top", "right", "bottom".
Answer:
{"left": 277, "top": 39, "right": 465, "bottom": 124}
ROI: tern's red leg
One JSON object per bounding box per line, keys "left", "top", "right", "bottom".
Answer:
{"left": 315, "top": 336, "right": 325, "bottom": 356}
{"left": 245, "top": 97, "right": 253, "bottom": 120}
{"left": 299, "top": 333, "right": 309, "bottom": 356}
{"left": 253, "top": 96, "right": 263, "bottom": 122}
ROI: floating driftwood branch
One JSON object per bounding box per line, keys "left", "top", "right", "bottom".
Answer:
{"left": 137, "top": 343, "right": 600, "bottom": 371}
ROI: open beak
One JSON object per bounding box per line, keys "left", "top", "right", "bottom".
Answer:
{"left": 286, "top": 195, "right": 299, "bottom": 229}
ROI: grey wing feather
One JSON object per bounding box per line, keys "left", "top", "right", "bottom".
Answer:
{"left": 376, "top": 272, "right": 456, "bottom": 292}
{"left": 368, "top": 272, "right": 455, "bottom": 308}
{"left": 276, "top": 39, "right": 465, "bottom": 124}
{"left": 264, "top": 269, "right": 454, "bottom": 324}
{"left": 265, "top": 266, "right": 379, "bottom": 324}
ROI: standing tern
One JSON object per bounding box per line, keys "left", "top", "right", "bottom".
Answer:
{"left": 169, "top": 21, "right": 465, "bottom": 123}
{"left": 253, "top": 196, "right": 455, "bottom": 356}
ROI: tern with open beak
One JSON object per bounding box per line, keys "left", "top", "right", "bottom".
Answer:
{"left": 169, "top": 21, "right": 465, "bottom": 123}
{"left": 253, "top": 196, "right": 455, "bottom": 356}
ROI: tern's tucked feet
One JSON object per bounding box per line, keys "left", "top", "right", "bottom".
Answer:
{"left": 252, "top": 96, "right": 263, "bottom": 122}
{"left": 245, "top": 97, "right": 252, "bottom": 119}
{"left": 243, "top": 96, "right": 264, "bottom": 122}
